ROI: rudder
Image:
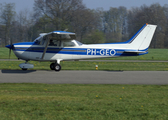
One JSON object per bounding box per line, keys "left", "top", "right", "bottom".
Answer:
{"left": 128, "top": 24, "right": 157, "bottom": 51}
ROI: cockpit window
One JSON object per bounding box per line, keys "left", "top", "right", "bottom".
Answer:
{"left": 76, "top": 40, "right": 83, "bottom": 46}
{"left": 63, "top": 41, "right": 75, "bottom": 47}
{"left": 49, "top": 40, "right": 60, "bottom": 47}
{"left": 34, "top": 35, "right": 83, "bottom": 47}
{"left": 34, "top": 36, "right": 41, "bottom": 45}
{"left": 34, "top": 36, "right": 45, "bottom": 45}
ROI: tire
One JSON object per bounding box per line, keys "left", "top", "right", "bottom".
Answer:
{"left": 54, "top": 64, "right": 61, "bottom": 71}
{"left": 50, "top": 63, "right": 55, "bottom": 70}
{"left": 22, "top": 68, "right": 27, "bottom": 71}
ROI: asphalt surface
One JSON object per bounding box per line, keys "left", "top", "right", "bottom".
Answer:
{"left": 0, "top": 70, "right": 168, "bottom": 85}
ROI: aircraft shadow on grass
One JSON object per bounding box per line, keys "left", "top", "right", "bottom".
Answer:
{"left": 104, "top": 70, "right": 123, "bottom": 72}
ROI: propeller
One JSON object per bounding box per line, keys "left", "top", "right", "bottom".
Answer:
{"left": 5, "top": 39, "right": 14, "bottom": 59}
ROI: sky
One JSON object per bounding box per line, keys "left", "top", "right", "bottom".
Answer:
{"left": 82, "top": 0, "right": 168, "bottom": 10}
{"left": 0, "top": 0, "right": 168, "bottom": 13}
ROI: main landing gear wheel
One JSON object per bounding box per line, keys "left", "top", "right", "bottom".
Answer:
{"left": 50, "top": 63, "right": 55, "bottom": 70}
{"left": 50, "top": 63, "right": 61, "bottom": 71}
{"left": 54, "top": 64, "right": 61, "bottom": 71}
{"left": 22, "top": 68, "right": 27, "bottom": 71}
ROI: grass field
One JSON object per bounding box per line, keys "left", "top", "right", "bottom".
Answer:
{"left": 0, "top": 84, "right": 168, "bottom": 120}
{"left": 0, "top": 47, "right": 17, "bottom": 59}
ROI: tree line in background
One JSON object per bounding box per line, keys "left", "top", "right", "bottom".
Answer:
{"left": 0, "top": 0, "right": 168, "bottom": 48}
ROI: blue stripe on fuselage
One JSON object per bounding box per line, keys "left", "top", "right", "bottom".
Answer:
{"left": 13, "top": 46, "right": 148, "bottom": 56}
{"left": 13, "top": 42, "right": 38, "bottom": 45}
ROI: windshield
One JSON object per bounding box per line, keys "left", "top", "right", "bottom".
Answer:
{"left": 63, "top": 40, "right": 75, "bottom": 47}
{"left": 34, "top": 36, "right": 46, "bottom": 45}
{"left": 34, "top": 36, "right": 41, "bottom": 42}
{"left": 75, "top": 40, "right": 83, "bottom": 46}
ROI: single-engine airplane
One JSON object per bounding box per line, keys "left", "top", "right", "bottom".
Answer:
{"left": 6, "top": 23, "right": 157, "bottom": 71}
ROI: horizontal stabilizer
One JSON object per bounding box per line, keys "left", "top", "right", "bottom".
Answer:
{"left": 124, "top": 51, "right": 147, "bottom": 55}
{"left": 124, "top": 49, "right": 148, "bottom": 54}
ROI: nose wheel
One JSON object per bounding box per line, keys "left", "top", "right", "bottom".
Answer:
{"left": 19, "top": 61, "right": 34, "bottom": 71}
{"left": 50, "top": 63, "right": 61, "bottom": 71}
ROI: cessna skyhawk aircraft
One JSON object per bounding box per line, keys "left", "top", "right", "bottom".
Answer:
{"left": 6, "top": 23, "right": 157, "bottom": 71}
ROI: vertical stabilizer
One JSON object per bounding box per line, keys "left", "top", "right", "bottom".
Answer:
{"left": 127, "top": 24, "right": 157, "bottom": 51}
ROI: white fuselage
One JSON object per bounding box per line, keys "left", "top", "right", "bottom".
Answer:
{"left": 12, "top": 41, "right": 142, "bottom": 62}
{"left": 9, "top": 24, "right": 157, "bottom": 63}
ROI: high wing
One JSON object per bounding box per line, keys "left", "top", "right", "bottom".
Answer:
{"left": 41, "top": 31, "right": 76, "bottom": 59}
{"left": 45, "top": 31, "right": 76, "bottom": 40}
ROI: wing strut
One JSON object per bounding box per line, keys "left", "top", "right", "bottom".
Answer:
{"left": 41, "top": 35, "right": 51, "bottom": 60}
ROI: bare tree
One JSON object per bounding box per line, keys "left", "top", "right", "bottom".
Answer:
{"left": 34, "top": 0, "right": 85, "bottom": 30}
{"left": 128, "top": 3, "right": 167, "bottom": 48}
{"left": 102, "top": 6, "right": 128, "bottom": 43}
{"left": 70, "top": 8, "right": 101, "bottom": 41}
{"left": 17, "top": 9, "right": 31, "bottom": 42}
{"left": 163, "top": 4, "right": 168, "bottom": 48}
{"left": 0, "top": 3, "right": 15, "bottom": 46}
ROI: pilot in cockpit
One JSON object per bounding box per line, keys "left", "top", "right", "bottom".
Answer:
{"left": 49, "top": 39, "right": 55, "bottom": 46}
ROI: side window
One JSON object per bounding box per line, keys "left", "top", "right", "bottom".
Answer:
{"left": 63, "top": 41, "right": 75, "bottom": 47}
{"left": 49, "top": 40, "right": 60, "bottom": 47}
{"left": 40, "top": 37, "right": 46, "bottom": 45}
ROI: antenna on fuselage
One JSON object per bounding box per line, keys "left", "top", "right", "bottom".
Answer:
{"left": 64, "top": 28, "right": 68, "bottom": 31}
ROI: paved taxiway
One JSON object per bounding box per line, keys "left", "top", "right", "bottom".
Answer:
{"left": 0, "top": 70, "right": 168, "bottom": 85}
